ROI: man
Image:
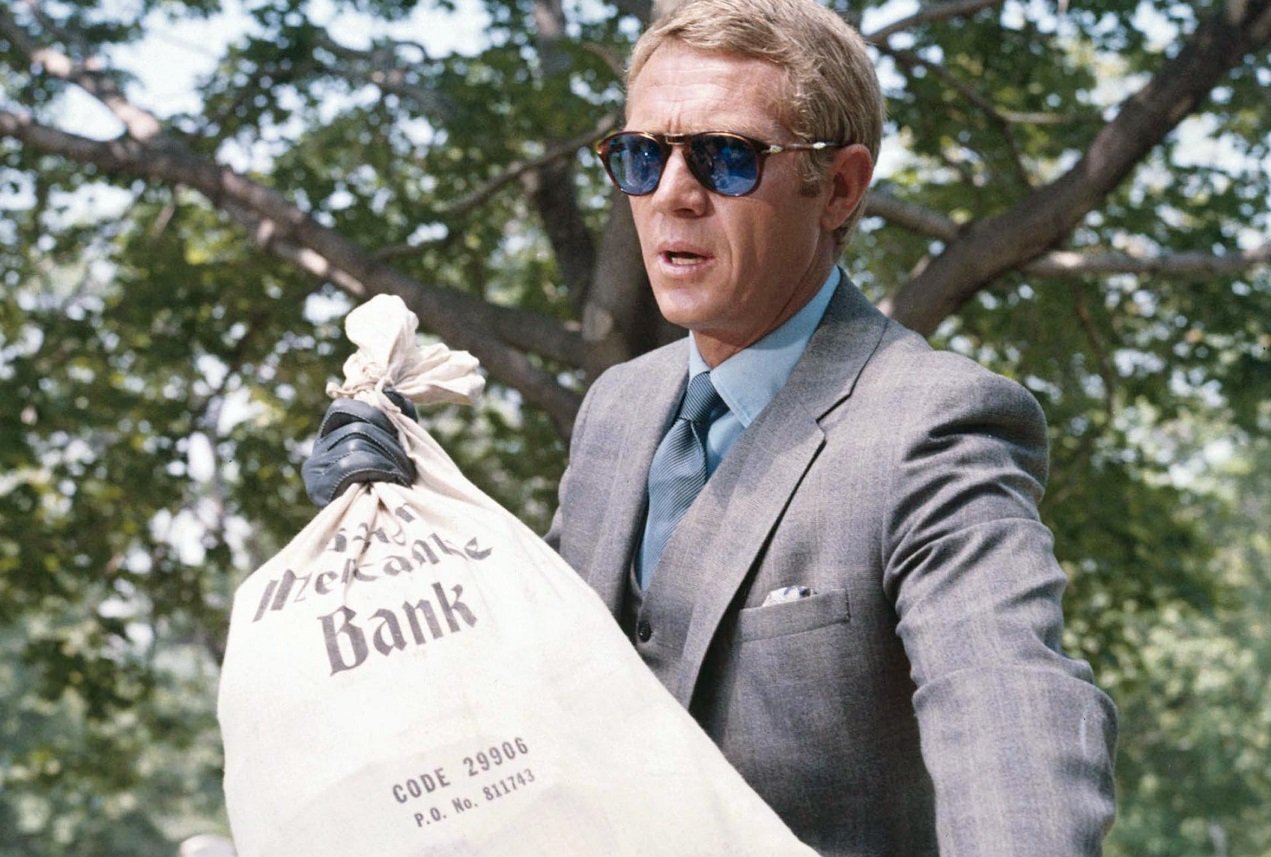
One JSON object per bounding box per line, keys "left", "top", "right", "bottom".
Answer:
{"left": 304, "top": 0, "right": 1118, "bottom": 853}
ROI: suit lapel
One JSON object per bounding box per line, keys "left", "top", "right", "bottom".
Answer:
{"left": 657, "top": 280, "right": 892, "bottom": 706}
{"left": 580, "top": 343, "right": 687, "bottom": 615}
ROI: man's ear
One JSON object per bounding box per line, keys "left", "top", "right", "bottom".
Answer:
{"left": 820, "top": 144, "right": 874, "bottom": 232}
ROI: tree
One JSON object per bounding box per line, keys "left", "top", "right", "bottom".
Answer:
{"left": 1105, "top": 432, "right": 1271, "bottom": 856}
{"left": 1, "top": 0, "right": 1268, "bottom": 853}
{"left": 3, "top": 0, "right": 1268, "bottom": 431}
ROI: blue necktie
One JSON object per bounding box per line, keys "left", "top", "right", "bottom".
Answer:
{"left": 638, "top": 372, "right": 726, "bottom": 588}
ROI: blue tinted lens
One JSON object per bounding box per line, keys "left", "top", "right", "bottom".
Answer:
{"left": 606, "top": 134, "right": 664, "bottom": 195}
{"left": 689, "top": 135, "right": 760, "bottom": 196}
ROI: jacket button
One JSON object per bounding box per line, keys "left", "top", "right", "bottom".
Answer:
{"left": 636, "top": 620, "right": 652, "bottom": 643}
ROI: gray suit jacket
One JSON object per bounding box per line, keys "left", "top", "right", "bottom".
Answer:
{"left": 548, "top": 281, "right": 1117, "bottom": 856}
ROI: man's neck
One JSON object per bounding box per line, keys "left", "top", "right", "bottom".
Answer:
{"left": 691, "top": 266, "right": 839, "bottom": 367}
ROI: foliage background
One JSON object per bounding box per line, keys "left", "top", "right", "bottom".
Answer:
{"left": 1, "top": 0, "right": 1269, "bottom": 854}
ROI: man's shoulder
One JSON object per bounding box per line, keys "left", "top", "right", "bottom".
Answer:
{"left": 566, "top": 338, "right": 686, "bottom": 443}
{"left": 591, "top": 338, "right": 686, "bottom": 393}
{"left": 856, "top": 323, "right": 1047, "bottom": 436}
{"left": 800, "top": 281, "right": 1019, "bottom": 411}
{"left": 875, "top": 323, "right": 1031, "bottom": 395}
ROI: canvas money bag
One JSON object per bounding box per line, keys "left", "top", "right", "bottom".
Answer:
{"left": 218, "top": 294, "right": 816, "bottom": 857}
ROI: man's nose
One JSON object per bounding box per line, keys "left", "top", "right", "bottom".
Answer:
{"left": 652, "top": 145, "right": 708, "bottom": 214}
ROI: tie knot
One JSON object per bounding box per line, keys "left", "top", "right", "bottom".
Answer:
{"left": 680, "top": 372, "right": 724, "bottom": 424}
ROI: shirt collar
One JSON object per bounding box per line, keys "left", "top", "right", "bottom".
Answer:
{"left": 688, "top": 267, "right": 840, "bottom": 428}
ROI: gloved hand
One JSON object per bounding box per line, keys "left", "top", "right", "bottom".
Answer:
{"left": 301, "top": 390, "right": 418, "bottom": 507}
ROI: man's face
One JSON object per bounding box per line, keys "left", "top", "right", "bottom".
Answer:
{"left": 625, "top": 43, "right": 850, "bottom": 366}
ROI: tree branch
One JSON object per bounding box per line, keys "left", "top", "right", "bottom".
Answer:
{"left": 864, "top": 191, "right": 1271, "bottom": 278}
{"left": 1070, "top": 283, "right": 1116, "bottom": 420}
{"left": 1026, "top": 244, "right": 1271, "bottom": 278}
{"left": 310, "top": 31, "right": 455, "bottom": 120}
{"left": 877, "top": 43, "right": 1032, "bottom": 189}
{"left": 581, "top": 41, "right": 628, "bottom": 78}
{"left": 229, "top": 199, "right": 584, "bottom": 369}
{"left": 865, "top": 0, "right": 1005, "bottom": 43}
{"left": 2, "top": 9, "right": 593, "bottom": 432}
{"left": 311, "top": 31, "right": 429, "bottom": 64}
{"left": 0, "top": 6, "right": 162, "bottom": 141}
{"left": 434, "top": 116, "right": 617, "bottom": 223}
{"left": 19, "top": 0, "right": 87, "bottom": 54}
{"left": 526, "top": 0, "right": 601, "bottom": 313}
{"left": 0, "top": 109, "right": 585, "bottom": 433}
{"left": 371, "top": 57, "right": 618, "bottom": 314}
{"left": 865, "top": 190, "right": 960, "bottom": 240}
{"left": 881, "top": 0, "right": 1271, "bottom": 335}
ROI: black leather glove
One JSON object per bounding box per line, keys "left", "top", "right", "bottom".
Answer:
{"left": 301, "top": 390, "right": 418, "bottom": 507}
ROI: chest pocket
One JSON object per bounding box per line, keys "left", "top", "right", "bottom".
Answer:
{"left": 735, "top": 588, "right": 850, "bottom": 642}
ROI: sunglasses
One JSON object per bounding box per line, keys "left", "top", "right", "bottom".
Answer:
{"left": 594, "top": 130, "right": 846, "bottom": 198}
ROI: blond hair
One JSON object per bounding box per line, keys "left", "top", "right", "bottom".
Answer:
{"left": 627, "top": 0, "right": 883, "bottom": 241}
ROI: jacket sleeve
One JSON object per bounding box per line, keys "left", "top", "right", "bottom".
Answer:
{"left": 882, "top": 364, "right": 1118, "bottom": 856}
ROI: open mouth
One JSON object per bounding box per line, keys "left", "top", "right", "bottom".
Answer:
{"left": 664, "top": 251, "right": 707, "bottom": 265}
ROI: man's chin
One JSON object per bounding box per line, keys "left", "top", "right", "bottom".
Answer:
{"left": 651, "top": 300, "right": 704, "bottom": 332}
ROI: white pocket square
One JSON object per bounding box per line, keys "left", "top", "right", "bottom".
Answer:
{"left": 761, "top": 585, "right": 814, "bottom": 607}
